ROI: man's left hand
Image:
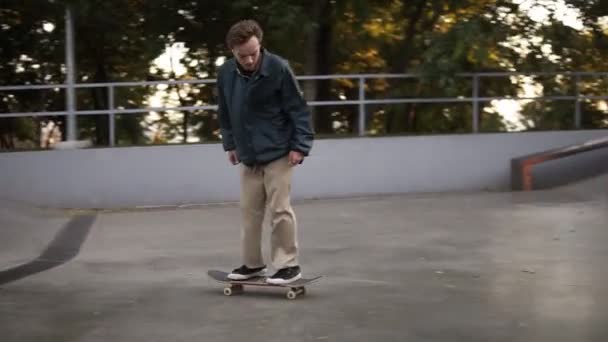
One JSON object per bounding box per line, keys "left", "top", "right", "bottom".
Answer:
{"left": 288, "top": 150, "right": 304, "bottom": 166}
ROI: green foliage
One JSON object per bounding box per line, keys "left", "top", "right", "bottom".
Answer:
{"left": 1, "top": 0, "right": 608, "bottom": 150}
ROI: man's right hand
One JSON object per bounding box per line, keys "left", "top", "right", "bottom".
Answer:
{"left": 227, "top": 150, "right": 240, "bottom": 165}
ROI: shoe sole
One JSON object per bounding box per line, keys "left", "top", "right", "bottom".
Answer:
{"left": 265, "top": 273, "right": 302, "bottom": 285}
{"left": 227, "top": 269, "right": 267, "bottom": 280}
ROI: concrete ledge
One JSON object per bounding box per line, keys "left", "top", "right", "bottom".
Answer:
{"left": 511, "top": 136, "right": 608, "bottom": 190}
{"left": 1, "top": 130, "right": 607, "bottom": 209}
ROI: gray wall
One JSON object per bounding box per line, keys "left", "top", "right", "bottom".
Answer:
{"left": 1, "top": 130, "right": 606, "bottom": 209}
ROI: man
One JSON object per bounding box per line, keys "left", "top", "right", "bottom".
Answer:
{"left": 216, "top": 19, "right": 314, "bottom": 285}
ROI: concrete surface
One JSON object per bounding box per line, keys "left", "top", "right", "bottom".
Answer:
{"left": 0, "top": 198, "right": 72, "bottom": 270}
{"left": 0, "top": 174, "right": 607, "bottom": 341}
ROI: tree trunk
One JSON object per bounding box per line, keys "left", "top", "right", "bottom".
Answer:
{"left": 303, "top": 2, "right": 322, "bottom": 128}
{"left": 391, "top": 0, "right": 427, "bottom": 74}
{"left": 0, "top": 119, "right": 16, "bottom": 149}
{"left": 307, "top": 0, "right": 334, "bottom": 135}
{"left": 386, "top": 0, "right": 435, "bottom": 134}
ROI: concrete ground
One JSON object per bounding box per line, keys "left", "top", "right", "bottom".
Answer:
{"left": 0, "top": 175, "right": 607, "bottom": 342}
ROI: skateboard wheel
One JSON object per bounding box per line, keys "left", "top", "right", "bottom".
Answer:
{"left": 224, "top": 284, "right": 243, "bottom": 296}
{"left": 286, "top": 287, "right": 305, "bottom": 299}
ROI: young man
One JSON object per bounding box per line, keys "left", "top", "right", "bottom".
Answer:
{"left": 216, "top": 20, "right": 314, "bottom": 285}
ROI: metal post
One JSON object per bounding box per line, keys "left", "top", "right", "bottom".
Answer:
{"left": 574, "top": 74, "right": 581, "bottom": 129}
{"left": 65, "top": 5, "right": 77, "bottom": 141}
{"left": 108, "top": 86, "right": 115, "bottom": 146}
{"left": 472, "top": 74, "right": 479, "bottom": 133}
{"left": 358, "top": 77, "right": 365, "bottom": 136}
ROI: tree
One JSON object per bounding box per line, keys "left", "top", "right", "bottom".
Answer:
{"left": 0, "top": 1, "right": 64, "bottom": 149}
{"left": 2, "top": 0, "right": 607, "bottom": 151}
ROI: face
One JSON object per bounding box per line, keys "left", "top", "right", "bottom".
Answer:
{"left": 232, "top": 36, "right": 261, "bottom": 72}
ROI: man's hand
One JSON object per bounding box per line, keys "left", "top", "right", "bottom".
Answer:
{"left": 288, "top": 150, "right": 304, "bottom": 166}
{"left": 227, "top": 150, "right": 240, "bottom": 165}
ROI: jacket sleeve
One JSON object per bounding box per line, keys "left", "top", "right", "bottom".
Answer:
{"left": 217, "top": 75, "right": 236, "bottom": 151}
{"left": 280, "top": 63, "right": 314, "bottom": 156}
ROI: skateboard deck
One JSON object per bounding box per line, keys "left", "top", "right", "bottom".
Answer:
{"left": 207, "top": 269, "right": 322, "bottom": 299}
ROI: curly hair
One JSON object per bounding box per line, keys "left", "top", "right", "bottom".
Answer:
{"left": 226, "top": 19, "right": 264, "bottom": 49}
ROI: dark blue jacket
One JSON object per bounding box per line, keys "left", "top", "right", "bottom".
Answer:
{"left": 217, "top": 49, "right": 314, "bottom": 166}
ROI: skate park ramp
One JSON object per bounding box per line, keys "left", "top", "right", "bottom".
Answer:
{"left": 511, "top": 135, "right": 608, "bottom": 191}
{"left": 550, "top": 170, "right": 608, "bottom": 202}
{"left": 0, "top": 161, "right": 607, "bottom": 341}
{"left": 0, "top": 198, "right": 72, "bottom": 270}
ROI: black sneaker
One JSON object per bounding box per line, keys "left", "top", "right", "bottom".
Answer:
{"left": 227, "top": 265, "right": 267, "bottom": 280}
{"left": 266, "top": 266, "right": 302, "bottom": 285}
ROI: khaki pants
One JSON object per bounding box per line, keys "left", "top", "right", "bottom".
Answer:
{"left": 240, "top": 156, "right": 298, "bottom": 270}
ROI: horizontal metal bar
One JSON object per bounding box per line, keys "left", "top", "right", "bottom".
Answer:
{"left": 308, "top": 100, "right": 361, "bottom": 106}
{"left": 74, "top": 79, "right": 217, "bottom": 88}
{"left": 360, "top": 95, "right": 608, "bottom": 103}
{"left": 114, "top": 105, "right": 218, "bottom": 114}
{"left": 4, "top": 93, "right": 608, "bottom": 119}
{"left": 299, "top": 72, "right": 608, "bottom": 79}
{"left": 578, "top": 95, "right": 608, "bottom": 100}
{"left": 308, "top": 97, "right": 480, "bottom": 107}
{"left": 464, "top": 71, "right": 608, "bottom": 77}
{"left": 73, "top": 105, "right": 218, "bottom": 115}
{"left": 363, "top": 98, "right": 474, "bottom": 104}
{"left": 0, "top": 105, "right": 218, "bottom": 118}
{"left": 297, "top": 73, "right": 420, "bottom": 80}
{"left": 478, "top": 95, "right": 608, "bottom": 101}
{"left": 3, "top": 71, "right": 608, "bottom": 91}
{"left": 0, "top": 111, "right": 67, "bottom": 118}
{"left": 478, "top": 95, "right": 577, "bottom": 101}
{"left": 0, "top": 75, "right": 420, "bottom": 91}
{"left": 0, "top": 84, "right": 66, "bottom": 91}
{"left": 309, "top": 95, "right": 605, "bottom": 105}
{"left": 0, "top": 79, "right": 217, "bottom": 91}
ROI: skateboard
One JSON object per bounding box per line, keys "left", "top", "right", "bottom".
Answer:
{"left": 207, "top": 270, "right": 322, "bottom": 300}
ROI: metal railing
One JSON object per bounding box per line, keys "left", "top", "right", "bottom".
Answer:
{"left": 1, "top": 71, "right": 607, "bottom": 146}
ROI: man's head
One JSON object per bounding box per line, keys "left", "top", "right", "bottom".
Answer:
{"left": 226, "top": 20, "right": 263, "bottom": 72}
